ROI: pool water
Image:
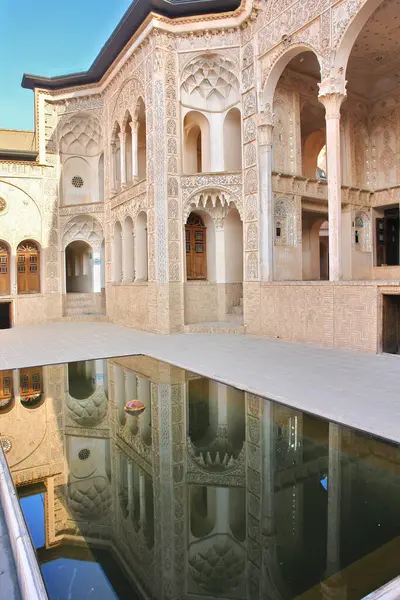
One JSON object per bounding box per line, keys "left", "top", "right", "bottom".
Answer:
{"left": 1, "top": 354, "right": 400, "bottom": 599}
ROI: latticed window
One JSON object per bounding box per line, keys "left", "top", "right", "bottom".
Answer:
{"left": 17, "top": 241, "right": 40, "bottom": 294}
{"left": 185, "top": 213, "right": 207, "bottom": 280}
{"left": 0, "top": 243, "right": 10, "bottom": 295}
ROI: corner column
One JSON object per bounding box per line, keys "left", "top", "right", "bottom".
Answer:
{"left": 110, "top": 141, "right": 117, "bottom": 195}
{"left": 258, "top": 117, "right": 274, "bottom": 282}
{"left": 319, "top": 81, "right": 346, "bottom": 282}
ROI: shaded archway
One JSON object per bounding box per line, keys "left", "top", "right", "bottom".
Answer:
{"left": 68, "top": 361, "right": 96, "bottom": 401}
{"left": 183, "top": 111, "right": 211, "bottom": 174}
{"left": 65, "top": 240, "right": 93, "bottom": 293}
{"left": 136, "top": 98, "right": 147, "bottom": 180}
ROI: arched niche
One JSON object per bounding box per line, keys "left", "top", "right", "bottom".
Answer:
{"left": 223, "top": 108, "right": 242, "bottom": 171}
{"left": 135, "top": 212, "right": 148, "bottom": 282}
{"left": 123, "top": 217, "right": 134, "bottom": 283}
{"left": 183, "top": 111, "right": 211, "bottom": 174}
{"left": 0, "top": 369, "right": 14, "bottom": 414}
{"left": 62, "top": 156, "right": 92, "bottom": 205}
{"left": 17, "top": 240, "right": 40, "bottom": 294}
{"left": 303, "top": 130, "right": 326, "bottom": 178}
{"left": 65, "top": 240, "right": 93, "bottom": 293}
{"left": 113, "top": 221, "right": 123, "bottom": 283}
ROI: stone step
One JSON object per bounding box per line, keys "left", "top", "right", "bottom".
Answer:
{"left": 184, "top": 321, "right": 244, "bottom": 335}
{"left": 49, "top": 314, "right": 108, "bottom": 323}
{"left": 65, "top": 305, "right": 97, "bottom": 316}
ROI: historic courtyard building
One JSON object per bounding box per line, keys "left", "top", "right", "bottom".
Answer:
{"left": 0, "top": 0, "right": 399, "bottom": 353}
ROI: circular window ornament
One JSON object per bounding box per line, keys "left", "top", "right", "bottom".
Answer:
{"left": 72, "top": 176, "right": 84, "bottom": 188}
{"left": 78, "top": 448, "right": 90, "bottom": 461}
{"left": 0, "top": 197, "right": 7, "bottom": 214}
{"left": 1, "top": 438, "right": 11, "bottom": 454}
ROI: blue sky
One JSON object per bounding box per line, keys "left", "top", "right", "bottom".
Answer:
{"left": 1, "top": 0, "right": 132, "bottom": 131}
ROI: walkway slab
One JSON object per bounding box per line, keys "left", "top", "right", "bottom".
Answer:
{"left": 0, "top": 322, "right": 399, "bottom": 444}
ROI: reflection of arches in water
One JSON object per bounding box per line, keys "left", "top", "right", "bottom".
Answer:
{"left": 138, "top": 377, "right": 151, "bottom": 446}
{"left": 68, "top": 361, "right": 95, "bottom": 400}
{"left": 119, "top": 454, "right": 129, "bottom": 518}
{"left": 188, "top": 380, "right": 245, "bottom": 471}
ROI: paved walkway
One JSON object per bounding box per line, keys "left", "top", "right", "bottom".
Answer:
{"left": 0, "top": 321, "right": 399, "bottom": 443}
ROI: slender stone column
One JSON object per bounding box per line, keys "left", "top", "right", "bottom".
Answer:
{"left": 118, "top": 131, "right": 127, "bottom": 188}
{"left": 319, "top": 82, "right": 346, "bottom": 281}
{"left": 110, "top": 140, "right": 117, "bottom": 194}
{"left": 258, "top": 118, "right": 274, "bottom": 282}
{"left": 130, "top": 121, "right": 139, "bottom": 179}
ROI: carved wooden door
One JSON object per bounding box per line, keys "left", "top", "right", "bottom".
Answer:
{"left": 0, "top": 243, "right": 10, "bottom": 295}
{"left": 17, "top": 242, "right": 40, "bottom": 294}
{"left": 186, "top": 214, "right": 207, "bottom": 280}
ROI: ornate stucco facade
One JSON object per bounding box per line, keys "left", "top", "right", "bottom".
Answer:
{"left": 1, "top": 0, "right": 400, "bottom": 352}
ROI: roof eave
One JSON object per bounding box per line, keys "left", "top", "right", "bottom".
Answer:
{"left": 21, "top": 0, "right": 241, "bottom": 91}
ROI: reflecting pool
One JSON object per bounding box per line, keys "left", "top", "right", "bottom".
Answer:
{"left": 1, "top": 355, "right": 400, "bottom": 599}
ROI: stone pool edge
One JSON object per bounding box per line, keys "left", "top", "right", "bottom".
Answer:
{"left": 0, "top": 446, "right": 48, "bottom": 600}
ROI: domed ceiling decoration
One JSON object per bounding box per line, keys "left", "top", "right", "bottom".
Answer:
{"left": 59, "top": 114, "right": 103, "bottom": 155}
{"left": 189, "top": 534, "right": 245, "bottom": 593}
{"left": 181, "top": 54, "right": 239, "bottom": 110}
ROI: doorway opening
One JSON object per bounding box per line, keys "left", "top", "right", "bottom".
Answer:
{"left": 376, "top": 208, "right": 399, "bottom": 267}
{"left": 0, "top": 302, "right": 11, "bottom": 329}
{"left": 382, "top": 294, "right": 400, "bottom": 354}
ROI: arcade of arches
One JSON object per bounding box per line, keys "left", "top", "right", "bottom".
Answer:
{"left": 1, "top": 0, "right": 400, "bottom": 351}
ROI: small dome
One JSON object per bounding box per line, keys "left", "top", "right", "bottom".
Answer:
{"left": 189, "top": 535, "right": 245, "bottom": 593}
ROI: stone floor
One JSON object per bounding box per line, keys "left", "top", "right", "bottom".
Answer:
{"left": 0, "top": 321, "right": 399, "bottom": 444}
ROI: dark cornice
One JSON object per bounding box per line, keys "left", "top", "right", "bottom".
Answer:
{"left": 0, "top": 149, "right": 38, "bottom": 162}
{"left": 21, "top": 0, "right": 241, "bottom": 91}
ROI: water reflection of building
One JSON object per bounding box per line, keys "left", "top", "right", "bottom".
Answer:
{"left": 1, "top": 358, "right": 400, "bottom": 599}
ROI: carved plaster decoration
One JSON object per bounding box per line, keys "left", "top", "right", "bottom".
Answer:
{"left": 183, "top": 188, "right": 243, "bottom": 223}
{"left": 59, "top": 114, "right": 103, "bottom": 155}
{"left": 62, "top": 214, "right": 104, "bottom": 251}
{"left": 180, "top": 53, "right": 240, "bottom": 110}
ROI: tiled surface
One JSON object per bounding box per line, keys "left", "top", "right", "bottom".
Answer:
{"left": 0, "top": 505, "right": 21, "bottom": 600}
{"left": 0, "top": 321, "right": 399, "bottom": 443}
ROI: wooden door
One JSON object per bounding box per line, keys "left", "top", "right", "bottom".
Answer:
{"left": 186, "top": 214, "right": 207, "bottom": 280}
{"left": 0, "top": 243, "right": 10, "bottom": 295}
{"left": 17, "top": 242, "right": 40, "bottom": 294}
{"left": 20, "top": 367, "right": 42, "bottom": 402}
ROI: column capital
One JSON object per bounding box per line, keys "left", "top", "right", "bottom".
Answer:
{"left": 257, "top": 111, "right": 274, "bottom": 146}
{"left": 318, "top": 77, "right": 347, "bottom": 119}
{"left": 129, "top": 120, "right": 140, "bottom": 134}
